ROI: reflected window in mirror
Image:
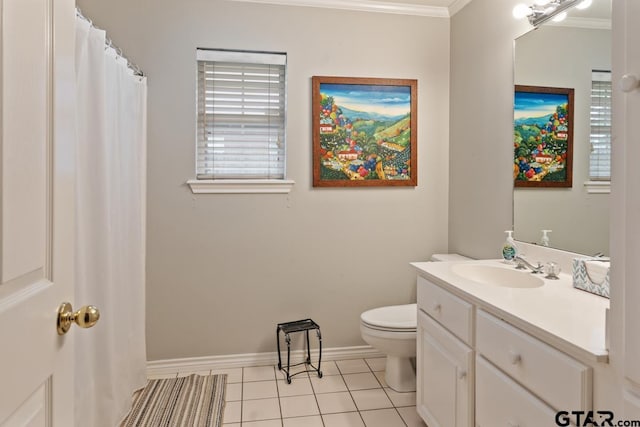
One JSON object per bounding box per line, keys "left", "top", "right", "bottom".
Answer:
{"left": 588, "top": 70, "right": 611, "bottom": 189}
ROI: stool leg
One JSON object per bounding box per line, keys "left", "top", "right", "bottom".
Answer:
{"left": 276, "top": 326, "right": 282, "bottom": 370}
{"left": 305, "top": 329, "right": 311, "bottom": 365}
{"left": 316, "top": 329, "right": 323, "bottom": 378}
{"left": 285, "top": 333, "right": 292, "bottom": 384}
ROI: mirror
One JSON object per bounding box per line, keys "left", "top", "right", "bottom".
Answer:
{"left": 513, "top": 0, "right": 611, "bottom": 256}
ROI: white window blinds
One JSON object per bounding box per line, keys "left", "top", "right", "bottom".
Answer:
{"left": 589, "top": 70, "right": 612, "bottom": 181}
{"left": 196, "top": 49, "right": 286, "bottom": 179}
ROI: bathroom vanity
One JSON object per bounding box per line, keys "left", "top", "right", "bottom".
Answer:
{"left": 411, "top": 259, "right": 610, "bottom": 427}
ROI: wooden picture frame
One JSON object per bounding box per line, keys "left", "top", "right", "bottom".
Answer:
{"left": 514, "top": 85, "right": 574, "bottom": 188}
{"left": 312, "top": 76, "right": 417, "bottom": 187}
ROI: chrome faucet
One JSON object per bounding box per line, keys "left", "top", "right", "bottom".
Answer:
{"left": 514, "top": 255, "right": 543, "bottom": 274}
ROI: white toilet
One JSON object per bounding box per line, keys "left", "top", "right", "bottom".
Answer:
{"left": 360, "top": 253, "right": 471, "bottom": 392}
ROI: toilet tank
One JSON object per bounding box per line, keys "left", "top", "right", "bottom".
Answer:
{"left": 430, "top": 253, "right": 472, "bottom": 262}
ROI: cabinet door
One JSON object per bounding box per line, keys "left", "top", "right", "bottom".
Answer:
{"left": 417, "top": 310, "right": 473, "bottom": 427}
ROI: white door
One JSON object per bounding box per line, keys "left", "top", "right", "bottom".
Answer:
{"left": 615, "top": 0, "right": 640, "bottom": 417}
{"left": 0, "top": 0, "right": 79, "bottom": 425}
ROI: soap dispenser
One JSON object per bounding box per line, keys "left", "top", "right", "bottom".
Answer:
{"left": 502, "top": 230, "right": 518, "bottom": 262}
{"left": 540, "top": 230, "right": 552, "bottom": 247}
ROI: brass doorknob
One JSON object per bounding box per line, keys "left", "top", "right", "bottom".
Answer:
{"left": 57, "top": 302, "right": 100, "bottom": 335}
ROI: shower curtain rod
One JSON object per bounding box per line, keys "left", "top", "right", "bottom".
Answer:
{"left": 76, "top": 8, "right": 144, "bottom": 77}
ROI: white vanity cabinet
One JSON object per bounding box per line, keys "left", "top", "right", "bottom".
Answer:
{"left": 416, "top": 272, "right": 595, "bottom": 426}
{"left": 417, "top": 276, "right": 474, "bottom": 427}
{"left": 476, "top": 309, "right": 591, "bottom": 426}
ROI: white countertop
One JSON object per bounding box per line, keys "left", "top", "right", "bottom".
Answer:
{"left": 411, "top": 259, "right": 610, "bottom": 363}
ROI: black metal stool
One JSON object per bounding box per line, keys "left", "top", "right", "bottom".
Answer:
{"left": 276, "top": 319, "right": 323, "bottom": 384}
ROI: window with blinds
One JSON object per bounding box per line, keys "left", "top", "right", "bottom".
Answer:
{"left": 589, "top": 70, "right": 612, "bottom": 181}
{"left": 196, "top": 49, "right": 286, "bottom": 180}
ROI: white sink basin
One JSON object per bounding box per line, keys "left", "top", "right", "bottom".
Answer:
{"left": 451, "top": 264, "right": 544, "bottom": 289}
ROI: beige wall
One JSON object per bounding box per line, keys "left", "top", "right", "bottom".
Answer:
{"left": 449, "top": 0, "right": 530, "bottom": 259}
{"left": 77, "top": 0, "right": 450, "bottom": 360}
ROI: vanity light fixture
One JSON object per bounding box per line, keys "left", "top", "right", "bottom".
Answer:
{"left": 512, "top": 0, "right": 591, "bottom": 27}
{"left": 575, "top": 0, "right": 592, "bottom": 9}
{"left": 552, "top": 11, "right": 568, "bottom": 22}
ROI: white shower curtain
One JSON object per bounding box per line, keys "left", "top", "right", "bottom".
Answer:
{"left": 74, "top": 16, "right": 147, "bottom": 426}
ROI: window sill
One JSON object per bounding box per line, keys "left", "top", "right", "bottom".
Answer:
{"left": 584, "top": 180, "right": 611, "bottom": 194}
{"left": 187, "top": 179, "right": 295, "bottom": 194}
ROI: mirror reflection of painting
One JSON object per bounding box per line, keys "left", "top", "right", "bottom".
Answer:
{"left": 312, "top": 76, "right": 417, "bottom": 187}
{"left": 514, "top": 85, "right": 574, "bottom": 188}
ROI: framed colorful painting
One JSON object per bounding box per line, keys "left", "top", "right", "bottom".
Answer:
{"left": 514, "top": 85, "right": 574, "bottom": 188}
{"left": 312, "top": 76, "right": 417, "bottom": 187}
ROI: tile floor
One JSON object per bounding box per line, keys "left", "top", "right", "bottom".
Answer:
{"left": 158, "top": 357, "right": 427, "bottom": 427}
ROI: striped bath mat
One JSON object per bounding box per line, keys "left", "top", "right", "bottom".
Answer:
{"left": 122, "top": 374, "right": 227, "bottom": 427}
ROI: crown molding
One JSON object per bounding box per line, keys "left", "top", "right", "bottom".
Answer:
{"left": 448, "top": 0, "right": 473, "bottom": 16}
{"left": 227, "top": 0, "right": 464, "bottom": 17}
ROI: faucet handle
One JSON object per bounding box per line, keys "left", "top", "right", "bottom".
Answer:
{"left": 544, "top": 262, "right": 561, "bottom": 279}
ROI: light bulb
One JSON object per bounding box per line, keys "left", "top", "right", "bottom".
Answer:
{"left": 513, "top": 3, "right": 533, "bottom": 19}
{"left": 576, "top": 0, "right": 592, "bottom": 9}
{"left": 552, "top": 11, "right": 568, "bottom": 21}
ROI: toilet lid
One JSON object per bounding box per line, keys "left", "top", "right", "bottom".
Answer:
{"left": 361, "top": 303, "right": 417, "bottom": 330}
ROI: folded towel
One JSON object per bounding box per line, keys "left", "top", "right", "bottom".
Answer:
{"left": 572, "top": 258, "right": 610, "bottom": 298}
{"left": 583, "top": 260, "right": 610, "bottom": 285}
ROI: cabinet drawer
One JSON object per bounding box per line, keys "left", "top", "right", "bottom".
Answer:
{"left": 417, "top": 276, "right": 473, "bottom": 344}
{"left": 476, "top": 310, "right": 591, "bottom": 411}
{"left": 476, "top": 356, "right": 562, "bottom": 427}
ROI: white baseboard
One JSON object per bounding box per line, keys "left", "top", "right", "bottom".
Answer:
{"left": 147, "top": 345, "right": 384, "bottom": 377}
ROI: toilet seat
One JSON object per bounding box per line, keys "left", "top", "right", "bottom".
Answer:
{"left": 360, "top": 303, "right": 416, "bottom": 332}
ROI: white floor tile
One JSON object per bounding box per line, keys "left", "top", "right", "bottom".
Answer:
{"left": 396, "top": 406, "right": 427, "bottom": 427}
{"left": 223, "top": 401, "right": 242, "bottom": 424}
{"left": 315, "top": 391, "right": 357, "bottom": 414}
{"left": 372, "top": 371, "right": 387, "bottom": 388}
{"left": 211, "top": 367, "right": 243, "bottom": 384}
{"left": 318, "top": 361, "right": 340, "bottom": 376}
{"left": 360, "top": 408, "right": 406, "bottom": 427}
{"left": 280, "top": 395, "right": 320, "bottom": 418}
{"left": 336, "top": 359, "right": 370, "bottom": 374}
{"left": 322, "top": 412, "right": 365, "bottom": 427}
{"left": 343, "top": 372, "right": 382, "bottom": 391}
{"left": 351, "top": 389, "right": 393, "bottom": 411}
{"left": 364, "top": 358, "right": 386, "bottom": 372}
{"left": 282, "top": 415, "right": 324, "bottom": 427}
{"left": 146, "top": 372, "right": 178, "bottom": 380}
{"left": 226, "top": 382, "right": 242, "bottom": 401}
{"left": 244, "top": 366, "right": 277, "bottom": 382}
{"left": 221, "top": 423, "right": 240, "bottom": 427}
{"left": 242, "top": 397, "right": 281, "bottom": 422}
{"left": 310, "top": 374, "right": 348, "bottom": 394}
{"left": 242, "top": 420, "right": 283, "bottom": 427}
{"left": 277, "top": 376, "right": 314, "bottom": 397}
{"left": 383, "top": 387, "right": 416, "bottom": 407}
{"left": 279, "top": 362, "right": 313, "bottom": 376}
{"left": 243, "top": 380, "right": 279, "bottom": 400}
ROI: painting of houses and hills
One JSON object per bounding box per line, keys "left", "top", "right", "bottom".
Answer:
{"left": 514, "top": 88, "right": 573, "bottom": 186}
{"left": 317, "top": 82, "right": 413, "bottom": 183}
